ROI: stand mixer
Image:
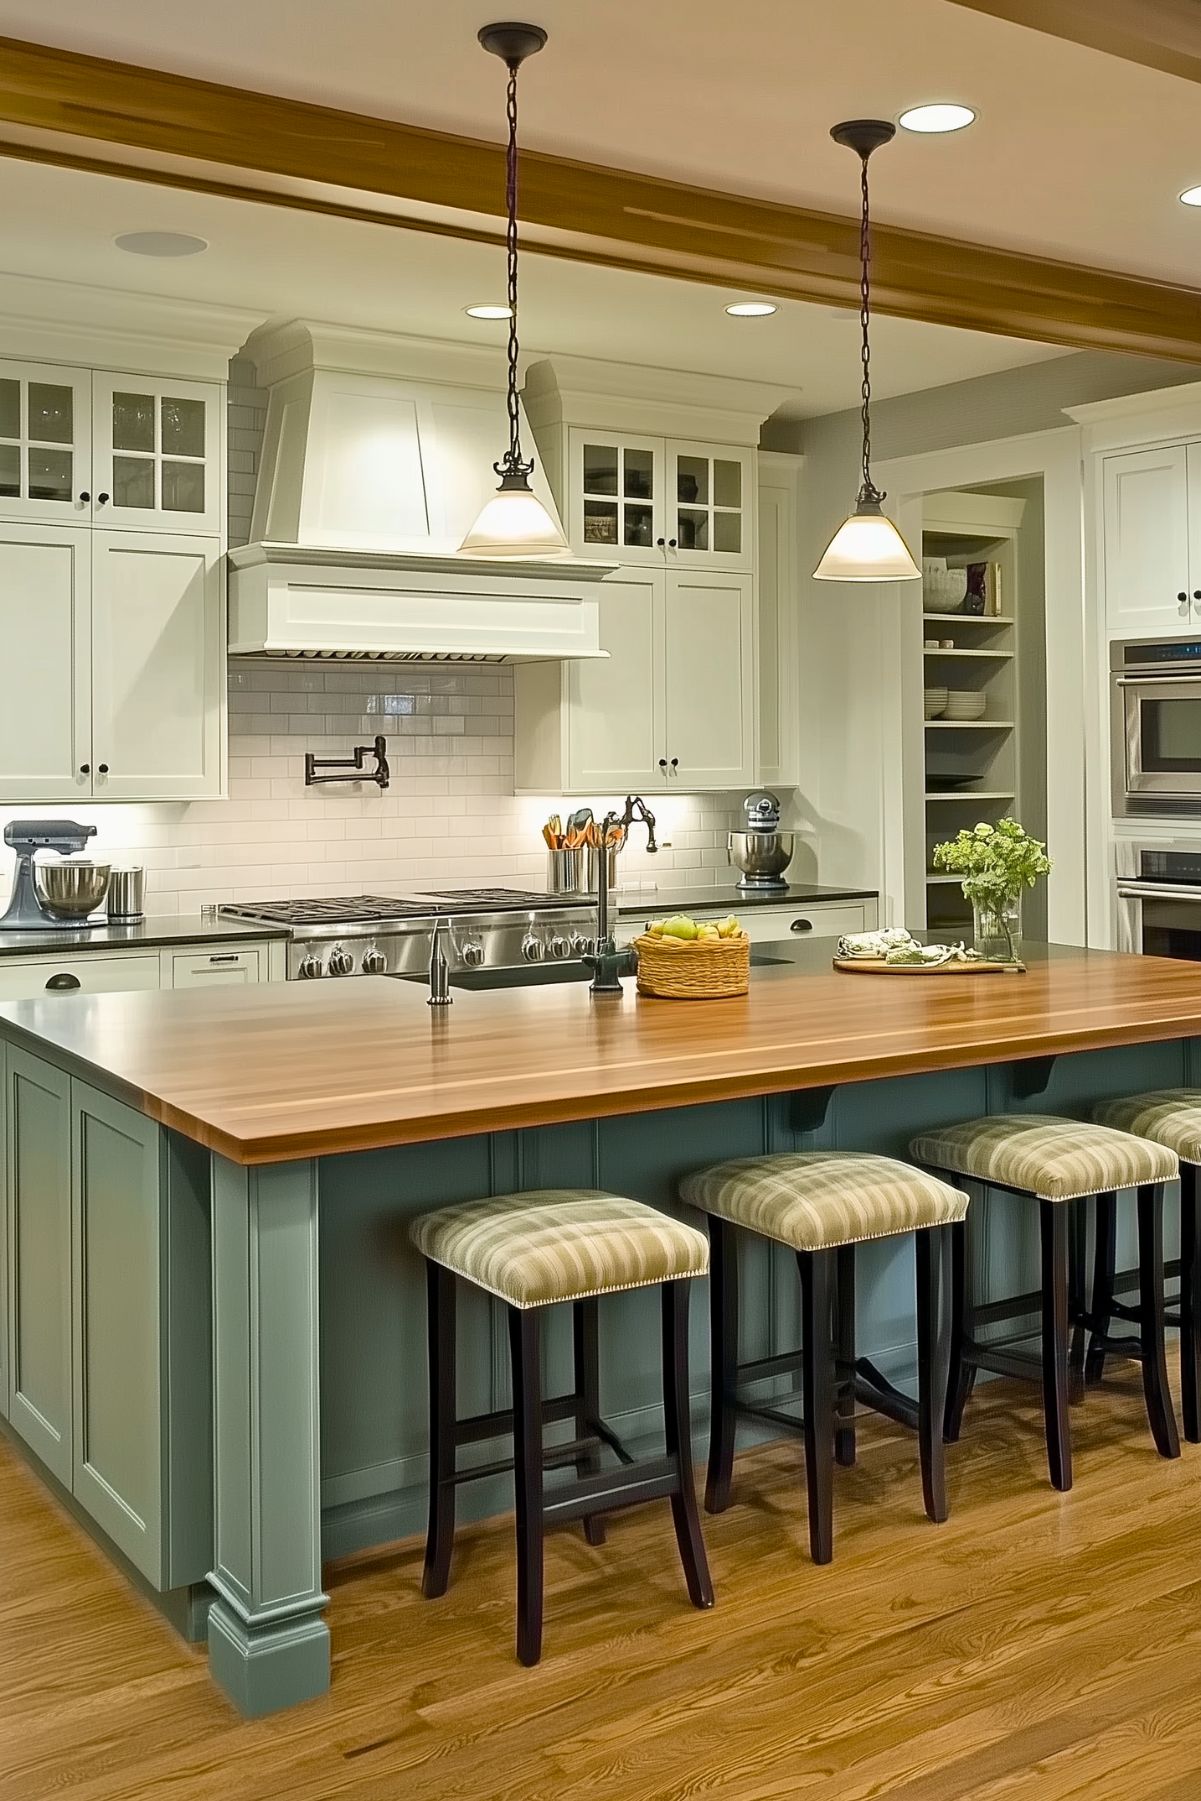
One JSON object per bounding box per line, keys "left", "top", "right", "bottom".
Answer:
{"left": 727, "top": 791, "right": 795, "bottom": 892}
{"left": 0, "top": 820, "right": 108, "bottom": 930}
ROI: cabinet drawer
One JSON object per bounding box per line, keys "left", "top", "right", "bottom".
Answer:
{"left": 166, "top": 946, "right": 263, "bottom": 988}
{"left": 0, "top": 953, "right": 160, "bottom": 1001}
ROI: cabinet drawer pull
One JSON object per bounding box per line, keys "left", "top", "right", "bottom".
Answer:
{"left": 45, "top": 972, "right": 81, "bottom": 991}
{"left": 207, "top": 953, "right": 241, "bottom": 964}
{"left": 790, "top": 918, "right": 814, "bottom": 933}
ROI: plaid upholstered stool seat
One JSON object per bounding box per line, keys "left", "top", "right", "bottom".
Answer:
{"left": 409, "top": 1190, "right": 713, "bottom": 1666}
{"left": 910, "top": 1115, "right": 1181, "bottom": 1491}
{"left": 1091, "top": 1092, "right": 1201, "bottom": 1443}
{"left": 679, "top": 1151, "right": 970, "bottom": 1565}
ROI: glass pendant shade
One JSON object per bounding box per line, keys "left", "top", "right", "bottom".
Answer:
{"left": 814, "top": 497, "right": 921, "bottom": 582}
{"left": 460, "top": 470, "right": 570, "bottom": 558}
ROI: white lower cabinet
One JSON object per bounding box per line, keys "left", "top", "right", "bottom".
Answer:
{"left": 165, "top": 945, "right": 265, "bottom": 987}
{"left": 0, "top": 524, "right": 223, "bottom": 803}
{"left": 515, "top": 566, "right": 754, "bottom": 793}
{"left": 0, "top": 939, "right": 279, "bottom": 1002}
{"left": 614, "top": 896, "right": 878, "bottom": 947}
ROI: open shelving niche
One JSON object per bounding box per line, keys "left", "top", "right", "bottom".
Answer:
{"left": 916, "top": 487, "right": 1044, "bottom": 938}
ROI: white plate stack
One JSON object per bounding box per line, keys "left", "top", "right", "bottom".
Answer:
{"left": 943, "top": 689, "right": 986, "bottom": 721}
{"left": 924, "top": 686, "right": 948, "bottom": 719}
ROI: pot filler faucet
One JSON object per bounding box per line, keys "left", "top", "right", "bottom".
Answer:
{"left": 587, "top": 794, "right": 657, "bottom": 995}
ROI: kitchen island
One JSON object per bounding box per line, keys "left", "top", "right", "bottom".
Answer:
{"left": 0, "top": 943, "right": 1199, "bottom": 1715}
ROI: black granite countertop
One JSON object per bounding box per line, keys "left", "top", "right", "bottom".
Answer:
{"left": 614, "top": 882, "right": 878, "bottom": 916}
{"left": 0, "top": 913, "right": 292, "bottom": 957}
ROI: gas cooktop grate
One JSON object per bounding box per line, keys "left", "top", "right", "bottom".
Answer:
{"left": 221, "top": 895, "right": 433, "bottom": 925}
{"left": 417, "top": 888, "right": 581, "bottom": 910}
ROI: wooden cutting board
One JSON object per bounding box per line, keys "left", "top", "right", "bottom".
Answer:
{"left": 833, "top": 956, "right": 1025, "bottom": 975}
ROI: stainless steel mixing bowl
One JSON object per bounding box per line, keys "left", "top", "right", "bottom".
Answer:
{"left": 34, "top": 859, "right": 112, "bottom": 919}
{"left": 727, "top": 830, "right": 794, "bottom": 888}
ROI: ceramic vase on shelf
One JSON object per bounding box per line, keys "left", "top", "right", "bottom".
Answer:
{"left": 972, "top": 895, "right": 1022, "bottom": 964}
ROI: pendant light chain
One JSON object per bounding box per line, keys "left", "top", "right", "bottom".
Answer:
{"left": 857, "top": 150, "right": 882, "bottom": 507}
{"left": 497, "top": 58, "right": 533, "bottom": 482}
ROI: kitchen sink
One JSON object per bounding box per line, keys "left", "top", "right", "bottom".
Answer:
{"left": 393, "top": 959, "right": 603, "bottom": 992}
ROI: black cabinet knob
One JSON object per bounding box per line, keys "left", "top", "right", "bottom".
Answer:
{"left": 79, "top": 762, "right": 90, "bottom": 775}
{"left": 670, "top": 757, "right": 679, "bottom": 768}
{"left": 98, "top": 763, "right": 109, "bottom": 775}
{"left": 97, "top": 492, "right": 110, "bottom": 506}
{"left": 655, "top": 537, "right": 666, "bottom": 548}
{"left": 79, "top": 490, "right": 90, "bottom": 503}
{"left": 658, "top": 757, "right": 668, "bottom": 769}
{"left": 45, "top": 972, "right": 81, "bottom": 991}
{"left": 1179, "top": 591, "right": 1189, "bottom": 602}
{"left": 668, "top": 537, "right": 678, "bottom": 548}
{"left": 1193, "top": 591, "right": 1201, "bottom": 601}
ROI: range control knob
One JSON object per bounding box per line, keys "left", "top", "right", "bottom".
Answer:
{"left": 522, "top": 932, "right": 547, "bottom": 963}
{"left": 297, "top": 951, "right": 323, "bottom": 980}
{"left": 327, "top": 943, "right": 354, "bottom": 976}
{"left": 361, "top": 945, "right": 387, "bottom": 975}
{"left": 461, "top": 937, "right": 485, "bottom": 967}
{"left": 570, "top": 930, "right": 593, "bottom": 957}
{"left": 548, "top": 933, "right": 570, "bottom": 960}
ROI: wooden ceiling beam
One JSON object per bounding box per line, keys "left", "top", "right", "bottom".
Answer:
{"left": 945, "top": 0, "right": 1201, "bottom": 86}
{"left": 0, "top": 34, "right": 1199, "bottom": 361}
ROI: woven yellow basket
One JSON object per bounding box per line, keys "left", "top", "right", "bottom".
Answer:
{"left": 633, "top": 930, "right": 750, "bottom": 999}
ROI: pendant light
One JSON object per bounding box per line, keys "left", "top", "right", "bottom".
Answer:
{"left": 814, "top": 120, "right": 921, "bottom": 583}
{"left": 460, "top": 22, "right": 569, "bottom": 558}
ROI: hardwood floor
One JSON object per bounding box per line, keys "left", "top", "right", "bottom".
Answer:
{"left": 1, "top": 1366, "right": 1199, "bottom": 1799}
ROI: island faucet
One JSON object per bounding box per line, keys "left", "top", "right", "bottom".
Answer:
{"left": 587, "top": 794, "right": 657, "bottom": 995}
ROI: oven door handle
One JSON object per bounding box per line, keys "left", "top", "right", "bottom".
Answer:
{"left": 1115, "top": 882, "right": 1201, "bottom": 903}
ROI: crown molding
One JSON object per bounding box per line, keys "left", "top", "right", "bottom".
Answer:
{"left": 0, "top": 269, "right": 258, "bottom": 376}
{"left": 0, "top": 36, "right": 1199, "bottom": 364}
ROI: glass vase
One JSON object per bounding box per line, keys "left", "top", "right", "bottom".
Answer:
{"left": 972, "top": 895, "right": 1022, "bottom": 963}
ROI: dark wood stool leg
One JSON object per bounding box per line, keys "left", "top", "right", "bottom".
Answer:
{"left": 835, "top": 1244, "right": 857, "bottom": 1468}
{"left": 662, "top": 1280, "right": 715, "bottom": 1610}
{"left": 705, "top": 1216, "right": 739, "bottom": 1514}
{"left": 572, "top": 1299, "right": 606, "bottom": 1547}
{"left": 1137, "top": 1183, "right": 1181, "bottom": 1461}
{"left": 1040, "top": 1200, "right": 1072, "bottom": 1493}
{"left": 916, "top": 1227, "right": 949, "bottom": 1524}
{"left": 1068, "top": 1197, "right": 1088, "bottom": 1402}
{"left": 944, "top": 1219, "right": 974, "bottom": 1443}
{"left": 799, "top": 1248, "right": 835, "bottom": 1565}
{"left": 1085, "top": 1190, "right": 1117, "bottom": 1386}
{"left": 508, "top": 1306, "right": 545, "bottom": 1667}
{"left": 1182, "top": 1164, "right": 1201, "bottom": 1445}
{"left": 421, "top": 1261, "right": 457, "bottom": 1600}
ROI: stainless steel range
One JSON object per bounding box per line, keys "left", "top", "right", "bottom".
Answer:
{"left": 219, "top": 889, "right": 599, "bottom": 981}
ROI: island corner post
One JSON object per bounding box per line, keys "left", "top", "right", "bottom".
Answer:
{"left": 1, "top": 945, "right": 1200, "bottom": 1716}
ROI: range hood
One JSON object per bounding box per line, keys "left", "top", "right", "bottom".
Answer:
{"left": 228, "top": 320, "right": 613, "bottom": 661}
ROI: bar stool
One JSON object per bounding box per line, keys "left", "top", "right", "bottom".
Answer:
{"left": 678, "top": 1151, "right": 969, "bottom": 1565}
{"left": 1091, "top": 1091, "right": 1201, "bottom": 1444}
{"left": 909, "top": 1114, "right": 1180, "bottom": 1490}
{"left": 409, "top": 1188, "right": 714, "bottom": 1666}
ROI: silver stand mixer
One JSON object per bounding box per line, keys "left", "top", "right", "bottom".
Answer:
{"left": 0, "top": 820, "right": 101, "bottom": 929}
{"left": 727, "top": 791, "right": 795, "bottom": 892}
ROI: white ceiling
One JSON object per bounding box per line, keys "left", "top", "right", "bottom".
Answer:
{"left": 0, "top": 157, "right": 1064, "bottom": 418}
{"left": 1, "top": 0, "right": 1200, "bottom": 286}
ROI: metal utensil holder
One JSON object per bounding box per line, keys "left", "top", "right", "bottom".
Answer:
{"left": 585, "top": 844, "right": 621, "bottom": 894}
{"left": 545, "top": 847, "right": 585, "bottom": 894}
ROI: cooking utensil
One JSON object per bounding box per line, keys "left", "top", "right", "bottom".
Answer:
{"left": 35, "top": 858, "right": 111, "bottom": 920}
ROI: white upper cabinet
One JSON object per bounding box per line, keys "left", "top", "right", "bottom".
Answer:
{"left": 90, "top": 532, "right": 224, "bottom": 800}
{"left": 93, "top": 374, "right": 222, "bottom": 535}
{"left": 564, "top": 571, "right": 661, "bottom": 792}
{"left": 1102, "top": 443, "right": 1193, "bottom": 636}
{"left": 0, "top": 361, "right": 92, "bottom": 525}
{"left": 660, "top": 570, "right": 755, "bottom": 788}
{"left": 0, "top": 524, "right": 92, "bottom": 801}
{"left": 666, "top": 440, "right": 753, "bottom": 570}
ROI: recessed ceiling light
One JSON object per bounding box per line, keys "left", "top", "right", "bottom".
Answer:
{"left": 464, "top": 303, "right": 513, "bottom": 319}
{"left": 898, "top": 103, "right": 975, "bottom": 134}
{"left": 725, "top": 300, "right": 778, "bottom": 318}
{"left": 1180, "top": 186, "right": 1201, "bottom": 207}
{"left": 114, "top": 231, "right": 208, "bottom": 258}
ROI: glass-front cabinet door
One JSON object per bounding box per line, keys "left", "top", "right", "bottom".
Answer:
{"left": 0, "top": 360, "right": 92, "bottom": 524}
{"left": 92, "top": 374, "right": 222, "bottom": 534}
{"left": 567, "top": 429, "right": 664, "bottom": 563}
{"left": 667, "top": 440, "right": 754, "bottom": 570}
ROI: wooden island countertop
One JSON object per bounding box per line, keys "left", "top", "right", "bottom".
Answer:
{"left": 2, "top": 943, "right": 1201, "bottom": 1165}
